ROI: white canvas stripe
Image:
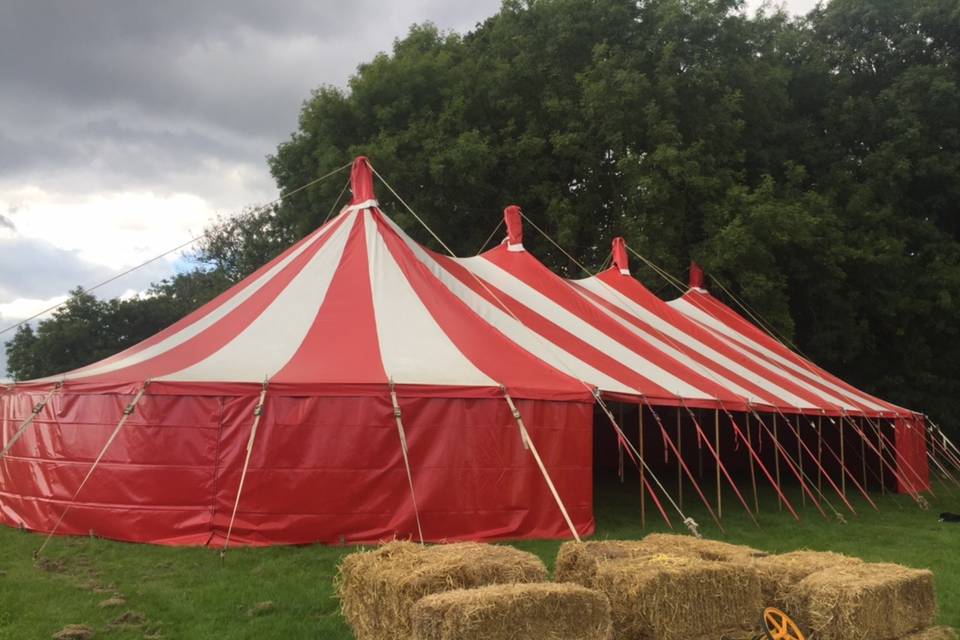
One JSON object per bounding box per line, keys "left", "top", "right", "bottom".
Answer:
{"left": 65, "top": 212, "right": 349, "bottom": 381}
{"left": 365, "top": 213, "right": 495, "bottom": 387}
{"left": 458, "top": 256, "right": 713, "bottom": 400}
{"left": 575, "top": 277, "right": 814, "bottom": 408}
{"left": 670, "top": 297, "right": 885, "bottom": 412}
{"left": 158, "top": 214, "right": 354, "bottom": 381}
{"left": 378, "top": 214, "right": 637, "bottom": 395}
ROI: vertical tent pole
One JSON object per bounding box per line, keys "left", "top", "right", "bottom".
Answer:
{"left": 639, "top": 408, "right": 646, "bottom": 529}
{"left": 816, "top": 422, "right": 879, "bottom": 510}
{"left": 860, "top": 417, "right": 868, "bottom": 495}
{"left": 597, "top": 393, "right": 697, "bottom": 534}
{"left": 878, "top": 419, "right": 886, "bottom": 494}
{"left": 845, "top": 416, "right": 928, "bottom": 508}
{"left": 618, "top": 404, "right": 625, "bottom": 484}
{"left": 676, "top": 408, "right": 683, "bottom": 509}
{"left": 0, "top": 383, "right": 62, "bottom": 461}
{"left": 796, "top": 415, "right": 804, "bottom": 506}
{"left": 779, "top": 410, "right": 857, "bottom": 515}
{"left": 714, "top": 409, "right": 722, "bottom": 519}
{"left": 503, "top": 389, "right": 580, "bottom": 542}
{"left": 645, "top": 399, "right": 724, "bottom": 532}
{"left": 773, "top": 414, "right": 783, "bottom": 510}
{"left": 840, "top": 416, "right": 847, "bottom": 496}
{"left": 817, "top": 415, "right": 824, "bottom": 496}
{"left": 222, "top": 380, "right": 269, "bottom": 555}
{"left": 871, "top": 416, "right": 932, "bottom": 499}
{"left": 389, "top": 380, "right": 424, "bottom": 544}
{"left": 745, "top": 411, "right": 759, "bottom": 513}
{"left": 683, "top": 403, "right": 756, "bottom": 526}
{"left": 753, "top": 410, "right": 828, "bottom": 519}
{"left": 36, "top": 382, "right": 149, "bottom": 559}
{"left": 723, "top": 409, "right": 800, "bottom": 521}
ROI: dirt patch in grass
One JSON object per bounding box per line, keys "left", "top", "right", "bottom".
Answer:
{"left": 109, "top": 610, "right": 147, "bottom": 629}
{"left": 51, "top": 625, "right": 94, "bottom": 640}
{"left": 248, "top": 601, "right": 275, "bottom": 617}
{"left": 97, "top": 597, "right": 125, "bottom": 608}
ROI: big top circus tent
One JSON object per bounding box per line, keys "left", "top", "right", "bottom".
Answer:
{"left": 0, "top": 157, "right": 938, "bottom": 548}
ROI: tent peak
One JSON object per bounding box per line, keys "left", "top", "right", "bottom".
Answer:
{"left": 349, "top": 156, "right": 377, "bottom": 206}
{"left": 689, "top": 260, "right": 706, "bottom": 291}
{"left": 503, "top": 205, "right": 524, "bottom": 252}
{"left": 611, "top": 237, "right": 629, "bottom": 275}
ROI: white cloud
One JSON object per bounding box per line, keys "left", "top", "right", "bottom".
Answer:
{"left": 2, "top": 186, "right": 222, "bottom": 270}
{"left": 0, "top": 295, "right": 69, "bottom": 325}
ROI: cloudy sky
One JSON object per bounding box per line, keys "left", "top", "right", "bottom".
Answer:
{"left": 0, "top": 0, "right": 816, "bottom": 378}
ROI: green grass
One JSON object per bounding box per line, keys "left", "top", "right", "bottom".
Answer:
{"left": 1, "top": 480, "right": 958, "bottom": 638}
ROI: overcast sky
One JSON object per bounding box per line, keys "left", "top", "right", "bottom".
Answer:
{"left": 0, "top": 0, "right": 817, "bottom": 378}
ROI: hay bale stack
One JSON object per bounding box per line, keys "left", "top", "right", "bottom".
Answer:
{"left": 754, "top": 550, "right": 863, "bottom": 607}
{"left": 786, "top": 562, "right": 936, "bottom": 640}
{"left": 592, "top": 553, "right": 763, "bottom": 640}
{"left": 337, "top": 541, "right": 548, "bottom": 640}
{"left": 899, "top": 628, "right": 958, "bottom": 640}
{"left": 555, "top": 535, "right": 765, "bottom": 586}
{"left": 638, "top": 533, "right": 767, "bottom": 563}
{"left": 411, "top": 582, "right": 612, "bottom": 640}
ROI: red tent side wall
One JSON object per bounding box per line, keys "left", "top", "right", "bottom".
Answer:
{"left": 0, "top": 391, "right": 594, "bottom": 545}
{"left": 895, "top": 415, "right": 930, "bottom": 494}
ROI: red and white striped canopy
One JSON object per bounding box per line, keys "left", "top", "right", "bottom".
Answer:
{"left": 28, "top": 159, "right": 590, "bottom": 401}
{"left": 24, "top": 157, "right": 911, "bottom": 418}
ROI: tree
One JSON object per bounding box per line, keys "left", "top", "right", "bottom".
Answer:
{"left": 4, "top": 270, "right": 231, "bottom": 382}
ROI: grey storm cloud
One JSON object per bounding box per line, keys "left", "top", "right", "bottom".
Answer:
{"left": 0, "top": 0, "right": 501, "bottom": 195}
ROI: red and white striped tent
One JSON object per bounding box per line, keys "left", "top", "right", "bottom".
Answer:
{"left": 0, "top": 157, "right": 931, "bottom": 546}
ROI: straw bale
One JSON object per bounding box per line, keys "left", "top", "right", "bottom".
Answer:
{"left": 337, "top": 541, "right": 548, "bottom": 640}
{"left": 592, "top": 553, "right": 763, "bottom": 640}
{"left": 753, "top": 550, "right": 863, "bottom": 607}
{"left": 555, "top": 535, "right": 765, "bottom": 586}
{"left": 786, "top": 562, "right": 936, "bottom": 640}
{"left": 411, "top": 582, "right": 612, "bottom": 640}
{"left": 899, "top": 627, "right": 958, "bottom": 640}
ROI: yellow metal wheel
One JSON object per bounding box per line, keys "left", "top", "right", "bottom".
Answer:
{"left": 761, "top": 607, "right": 805, "bottom": 640}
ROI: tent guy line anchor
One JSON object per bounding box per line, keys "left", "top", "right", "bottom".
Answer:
{"left": 0, "top": 382, "right": 62, "bottom": 462}
{"left": 373, "top": 163, "right": 694, "bottom": 536}
{"left": 503, "top": 386, "right": 581, "bottom": 542}
{"left": 35, "top": 380, "right": 150, "bottom": 560}
{"left": 389, "top": 378, "right": 425, "bottom": 545}
{"left": 221, "top": 378, "right": 270, "bottom": 558}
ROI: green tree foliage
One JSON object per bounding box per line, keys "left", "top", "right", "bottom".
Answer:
{"left": 265, "top": 0, "right": 960, "bottom": 426}
{"left": 4, "top": 270, "right": 231, "bottom": 381}
{"left": 6, "top": 0, "right": 959, "bottom": 430}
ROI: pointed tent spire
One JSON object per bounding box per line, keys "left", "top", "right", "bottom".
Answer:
{"left": 503, "top": 205, "right": 524, "bottom": 252}
{"left": 689, "top": 261, "right": 706, "bottom": 290}
{"left": 349, "top": 156, "right": 377, "bottom": 206}
{"left": 612, "top": 237, "right": 629, "bottom": 275}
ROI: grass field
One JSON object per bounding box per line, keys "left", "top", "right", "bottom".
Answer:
{"left": 1, "top": 480, "right": 958, "bottom": 639}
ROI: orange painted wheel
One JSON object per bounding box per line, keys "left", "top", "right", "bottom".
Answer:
{"left": 761, "top": 607, "right": 805, "bottom": 640}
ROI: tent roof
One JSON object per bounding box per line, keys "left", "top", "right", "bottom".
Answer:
{"left": 22, "top": 159, "right": 590, "bottom": 401}
{"left": 667, "top": 272, "right": 909, "bottom": 416}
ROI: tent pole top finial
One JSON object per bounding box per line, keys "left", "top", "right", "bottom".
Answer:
{"left": 689, "top": 261, "right": 706, "bottom": 290}
{"left": 612, "top": 237, "right": 630, "bottom": 275}
{"left": 349, "top": 156, "right": 376, "bottom": 205}
{"left": 503, "top": 205, "right": 525, "bottom": 252}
